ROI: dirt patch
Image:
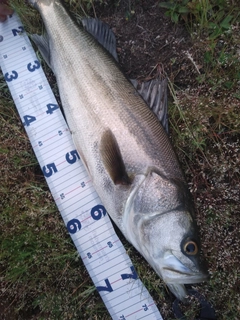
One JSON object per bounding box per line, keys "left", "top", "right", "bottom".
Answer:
{"left": 94, "top": 0, "right": 195, "bottom": 86}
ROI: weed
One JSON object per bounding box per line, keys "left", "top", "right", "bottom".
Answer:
{"left": 160, "top": 0, "right": 239, "bottom": 39}
{"left": 159, "top": 0, "right": 190, "bottom": 23}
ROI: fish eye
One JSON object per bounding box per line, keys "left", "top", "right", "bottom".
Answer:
{"left": 183, "top": 241, "right": 198, "bottom": 255}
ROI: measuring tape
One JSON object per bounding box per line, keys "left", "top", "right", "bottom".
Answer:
{"left": 0, "top": 13, "right": 163, "bottom": 320}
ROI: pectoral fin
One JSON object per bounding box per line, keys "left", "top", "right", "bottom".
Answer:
{"left": 31, "top": 33, "right": 51, "bottom": 69}
{"left": 100, "top": 130, "right": 131, "bottom": 185}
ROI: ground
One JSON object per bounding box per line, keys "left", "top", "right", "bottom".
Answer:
{"left": 0, "top": 0, "right": 240, "bottom": 319}
{"left": 96, "top": 0, "right": 193, "bottom": 84}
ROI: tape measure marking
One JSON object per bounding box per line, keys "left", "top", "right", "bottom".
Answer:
{"left": 0, "top": 13, "right": 163, "bottom": 320}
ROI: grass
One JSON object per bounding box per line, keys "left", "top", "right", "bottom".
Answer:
{"left": 1, "top": 0, "right": 240, "bottom": 319}
{"left": 159, "top": 0, "right": 239, "bottom": 38}
{"left": 166, "top": 4, "right": 240, "bottom": 315}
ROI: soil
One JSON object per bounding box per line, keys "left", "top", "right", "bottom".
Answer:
{"left": 94, "top": 0, "right": 194, "bottom": 86}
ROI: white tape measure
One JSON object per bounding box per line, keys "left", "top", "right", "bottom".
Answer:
{"left": 0, "top": 13, "right": 163, "bottom": 320}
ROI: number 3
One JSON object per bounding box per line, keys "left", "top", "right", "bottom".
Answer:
{"left": 4, "top": 71, "right": 18, "bottom": 82}
{"left": 27, "top": 61, "right": 40, "bottom": 72}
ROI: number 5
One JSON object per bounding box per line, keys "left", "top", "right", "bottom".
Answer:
{"left": 42, "top": 163, "right": 58, "bottom": 177}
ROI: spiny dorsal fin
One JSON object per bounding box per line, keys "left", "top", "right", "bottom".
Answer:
{"left": 131, "top": 77, "right": 169, "bottom": 134}
{"left": 82, "top": 18, "right": 119, "bottom": 62}
{"left": 100, "top": 129, "right": 131, "bottom": 185}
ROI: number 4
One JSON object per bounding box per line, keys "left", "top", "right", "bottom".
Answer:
{"left": 23, "top": 115, "right": 36, "bottom": 126}
{"left": 46, "top": 103, "right": 59, "bottom": 115}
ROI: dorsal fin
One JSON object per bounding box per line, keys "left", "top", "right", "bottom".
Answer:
{"left": 82, "top": 18, "right": 119, "bottom": 62}
{"left": 100, "top": 129, "right": 131, "bottom": 185}
{"left": 131, "top": 77, "right": 169, "bottom": 134}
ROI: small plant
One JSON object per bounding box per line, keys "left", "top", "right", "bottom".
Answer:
{"left": 159, "top": 0, "right": 237, "bottom": 39}
{"left": 160, "top": 0, "right": 240, "bottom": 90}
{"left": 159, "top": 0, "right": 189, "bottom": 23}
{"left": 208, "top": 14, "right": 233, "bottom": 39}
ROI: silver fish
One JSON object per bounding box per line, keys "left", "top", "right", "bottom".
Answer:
{"left": 28, "top": 0, "right": 208, "bottom": 301}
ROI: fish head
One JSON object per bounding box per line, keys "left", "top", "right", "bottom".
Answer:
{"left": 138, "top": 209, "right": 209, "bottom": 301}
{"left": 126, "top": 170, "right": 209, "bottom": 301}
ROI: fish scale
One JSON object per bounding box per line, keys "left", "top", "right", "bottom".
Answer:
{"left": 0, "top": 12, "right": 163, "bottom": 320}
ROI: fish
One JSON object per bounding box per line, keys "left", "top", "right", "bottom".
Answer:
{"left": 27, "top": 0, "right": 209, "bottom": 301}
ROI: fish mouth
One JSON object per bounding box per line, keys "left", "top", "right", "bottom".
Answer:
{"left": 163, "top": 268, "right": 209, "bottom": 284}
{"left": 161, "top": 253, "right": 209, "bottom": 284}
